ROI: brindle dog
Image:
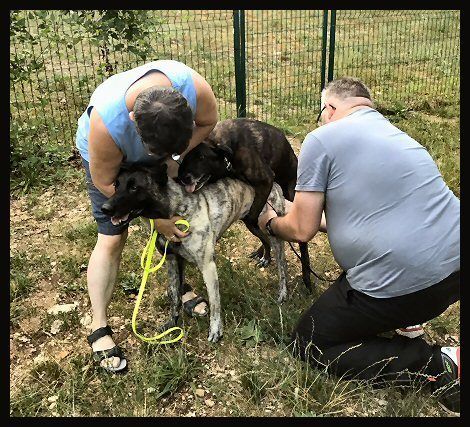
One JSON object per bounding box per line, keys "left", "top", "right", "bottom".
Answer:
{"left": 178, "top": 118, "right": 313, "bottom": 291}
{"left": 101, "top": 163, "right": 288, "bottom": 343}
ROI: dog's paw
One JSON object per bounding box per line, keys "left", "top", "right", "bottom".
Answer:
{"left": 277, "top": 290, "right": 287, "bottom": 304}
{"left": 207, "top": 328, "right": 223, "bottom": 343}
{"left": 248, "top": 249, "right": 264, "bottom": 260}
{"left": 256, "top": 256, "right": 271, "bottom": 268}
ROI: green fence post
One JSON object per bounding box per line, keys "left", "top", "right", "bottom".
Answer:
{"left": 327, "top": 9, "right": 336, "bottom": 83}
{"left": 233, "top": 10, "right": 246, "bottom": 117}
{"left": 320, "top": 10, "right": 329, "bottom": 92}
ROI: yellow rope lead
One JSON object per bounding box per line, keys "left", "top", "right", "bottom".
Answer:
{"left": 131, "top": 218, "right": 190, "bottom": 344}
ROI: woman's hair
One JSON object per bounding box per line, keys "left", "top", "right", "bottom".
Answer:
{"left": 133, "top": 86, "right": 194, "bottom": 157}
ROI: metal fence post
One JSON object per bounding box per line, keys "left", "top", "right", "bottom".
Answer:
{"left": 320, "top": 10, "right": 329, "bottom": 92}
{"left": 233, "top": 10, "right": 246, "bottom": 117}
{"left": 327, "top": 10, "right": 336, "bottom": 83}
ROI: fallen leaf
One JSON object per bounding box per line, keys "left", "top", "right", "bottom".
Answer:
{"left": 204, "top": 399, "right": 215, "bottom": 407}
{"left": 50, "top": 319, "right": 63, "bottom": 334}
{"left": 47, "top": 303, "right": 78, "bottom": 315}
{"left": 57, "top": 350, "right": 69, "bottom": 360}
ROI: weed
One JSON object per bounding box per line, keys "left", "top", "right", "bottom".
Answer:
{"left": 64, "top": 222, "right": 97, "bottom": 250}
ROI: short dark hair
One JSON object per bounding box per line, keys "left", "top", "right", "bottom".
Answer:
{"left": 324, "top": 77, "right": 372, "bottom": 101}
{"left": 133, "top": 86, "right": 194, "bottom": 157}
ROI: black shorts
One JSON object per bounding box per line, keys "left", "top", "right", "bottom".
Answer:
{"left": 82, "top": 158, "right": 128, "bottom": 236}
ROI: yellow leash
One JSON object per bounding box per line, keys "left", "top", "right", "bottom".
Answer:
{"left": 131, "top": 218, "right": 190, "bottom": 344}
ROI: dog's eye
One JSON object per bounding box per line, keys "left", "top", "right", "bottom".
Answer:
{"left": 129, "top": 184, "right": 137, "bottom": 192}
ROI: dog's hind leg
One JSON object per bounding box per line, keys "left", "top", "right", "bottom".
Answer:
{"left": 243, "top": 218, "right": 272, "bottom": 267}
{"left": 299, "top": 242, "right": 313, "bottom": 292}
{"left": 197, "top": 253, "right": 223, "bottom": 343}
{"left": 270, "top": 236, "right": 288, "bottom": 304}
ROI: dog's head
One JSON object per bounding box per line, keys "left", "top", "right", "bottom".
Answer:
{"left": 178, "top": 142, "right": 233, "bottom": 193}
{"left": 101, "top": 162, "right": 171, "bottom": 226}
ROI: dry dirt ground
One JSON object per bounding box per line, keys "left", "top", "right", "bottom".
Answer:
{"left": 10, "top": 136, "right": 459, "bottom": 417}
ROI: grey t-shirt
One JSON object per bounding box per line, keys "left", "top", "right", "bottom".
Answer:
{"left": 296, "top": 107, "right": 460, "bottom": 297}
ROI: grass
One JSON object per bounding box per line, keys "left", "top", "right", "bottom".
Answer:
{"left": 10, "top": 102, "right": 460, "bottom": 416}
{"left": 10, "top": 10, "right": 459, "bottom": 418}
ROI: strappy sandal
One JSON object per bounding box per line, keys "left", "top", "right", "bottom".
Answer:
{"left": 87, "top": 325, "right": 127, "bottom": 373}
{"left": 182, "top": 283, "right": 209, "bottom": 318}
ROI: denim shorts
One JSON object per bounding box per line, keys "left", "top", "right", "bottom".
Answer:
{"left": 82, "top": 158, "right": 129, "bottom": 236}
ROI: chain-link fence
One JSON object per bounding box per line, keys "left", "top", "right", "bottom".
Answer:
{"left": 10, "top": 10, "right": 460, "bottom": 147}
{"left": 331, "top": 10, "right": 460, "bottom": 111}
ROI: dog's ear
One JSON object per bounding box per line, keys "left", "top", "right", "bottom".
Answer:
{"left": 119, "top": 163, "right": 131, "bottom": 173}
{"left": 213, "top": 143, "right": 233, "bottom": 159}
{"left": 148, "top": 162, "right": 168, "bottom": 186}
{"left": 144, "top": 162, "right": 168, "bottom": 185}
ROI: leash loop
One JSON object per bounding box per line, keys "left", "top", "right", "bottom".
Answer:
{"left": 132, "top": 218, "right": 190, "bottom": 344}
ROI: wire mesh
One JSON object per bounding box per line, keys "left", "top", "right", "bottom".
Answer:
{"left": 331, "top": 10, "right": 460, "bottom": 110}
{"left": 10, "top": 10, "right": 460, "bottom": 147}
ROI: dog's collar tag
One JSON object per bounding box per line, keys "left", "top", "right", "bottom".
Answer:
{"left": 224, "top": 157, "right": 233, "bottom": 172}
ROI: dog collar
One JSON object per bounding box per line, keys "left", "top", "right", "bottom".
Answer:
{"left": 171, "top": 153, "right": 182, "bottom": 165}
{"left": 224, "top": 157, "right": 233, "bottom": 172}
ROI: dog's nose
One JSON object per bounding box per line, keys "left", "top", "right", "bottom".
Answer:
{"left": 182, "top": 174, "right": 192, "bottom": 184}
{"left": 101, "top": 202, "right": 114, "bottom": 216}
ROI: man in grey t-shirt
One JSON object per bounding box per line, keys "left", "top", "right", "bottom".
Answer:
{"left": 259, "top": 77, "right": 460, "bottom": 414}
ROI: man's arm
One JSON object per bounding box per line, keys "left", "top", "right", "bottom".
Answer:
{"left": 88, "top": 108, "right": 123, "bottom": 198}
{"left": 259, "top": 191, "right": 325, "bottom": 242}
{"left": 284, "top": 199, "right": 327, "bottom": 233}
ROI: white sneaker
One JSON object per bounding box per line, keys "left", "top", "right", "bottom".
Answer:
{"left": 432, "top": 346, "right": 460, "bottom": 415}
{"left": 395, "top": 324, "right": 425, "bottom": 338}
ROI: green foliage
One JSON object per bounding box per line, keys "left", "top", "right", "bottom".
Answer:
{"left": 10, "top": 252, "right": 50, "bottom": 303}
{"left": 238, "top": 319, "right": 266, "bottom": 347}
{"left": 10, "top": 120, "right": 73, "bottom": 195}
{"left": 62, "top": 10, "right": 155, "bottom": 76}
{"left": 10, "top": 11, "right": 46, "bottom": 83}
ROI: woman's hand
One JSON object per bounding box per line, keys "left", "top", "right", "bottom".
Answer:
{"left": 155, "top": 216, "right": 190, "bottom": 242}
{"left": 166, "top": 158, "right": 180, "bottom": 179}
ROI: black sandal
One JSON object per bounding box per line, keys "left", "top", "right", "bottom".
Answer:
{"left": 87, "top": 325, "right": 127, "bottom": 372}
{"left": 182, "top": 283, "right": 209, "bottom": 318}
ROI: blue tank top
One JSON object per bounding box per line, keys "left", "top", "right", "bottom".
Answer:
{"left": 75, "top": 60, "right": 197, "bottom": 163}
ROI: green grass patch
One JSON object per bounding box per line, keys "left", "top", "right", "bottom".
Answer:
{"left": 64, "top": 222, "right": 97, "bottom": 250}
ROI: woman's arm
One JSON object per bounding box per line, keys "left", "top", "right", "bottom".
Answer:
{"left": 184, "top": 70, "right": 218, "bottom": 155}
{"left": 88, "top": 108, "right": 123, "bottom": 198}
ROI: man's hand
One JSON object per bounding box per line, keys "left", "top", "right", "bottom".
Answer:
{"left": 155, "top": 216, "right": 190, "bottom": 242}
{"left": 258, "top": 205, "right": 278, "bottom": 231}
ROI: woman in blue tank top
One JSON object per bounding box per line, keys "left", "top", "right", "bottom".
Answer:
{"left": 77, "top": 60, "right": 218, "bottom": 372}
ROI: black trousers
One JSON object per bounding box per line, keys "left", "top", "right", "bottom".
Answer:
{"left": 290, "top": 270, "right": 460, "bottom": 384}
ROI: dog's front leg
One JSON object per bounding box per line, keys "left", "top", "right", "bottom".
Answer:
{"left": 198, "top": 255, "right": 223, "bottom": 343}
{"left": 269, "top": 236, "right": 288, "bottom": 303}
{"left": 165, "top": 254, "right": 183, "bottom": 328}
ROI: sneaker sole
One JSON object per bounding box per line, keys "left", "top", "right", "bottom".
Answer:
{"left": 438, "top": 401, "right": 460, "bottom": 417}
{"left": 395, "top": 329, "right": 424, "bottom": 338}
